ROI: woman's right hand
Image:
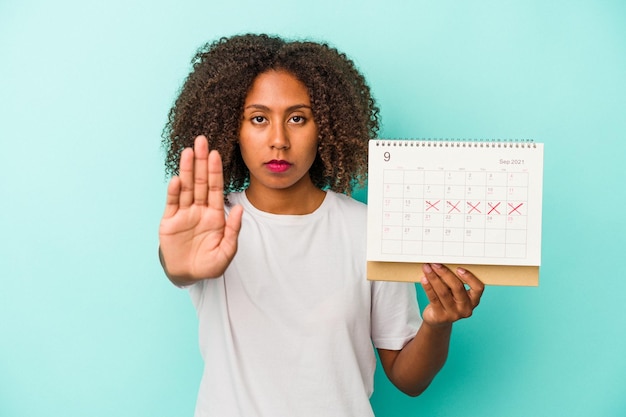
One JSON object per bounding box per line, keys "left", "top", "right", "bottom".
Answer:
{"left": 158, "top": 135, "right": 243, "bottom": 286}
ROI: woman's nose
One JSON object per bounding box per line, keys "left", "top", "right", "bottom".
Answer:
{"left": 270, "top": 124, "right": 290, "bottom": 150}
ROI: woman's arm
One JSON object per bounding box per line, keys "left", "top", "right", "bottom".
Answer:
{"left": 378, "top": 263, "right": 484, "bottom": 396}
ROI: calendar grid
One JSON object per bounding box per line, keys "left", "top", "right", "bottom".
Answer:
{"left": 380, "top": 169, "right": 529, "bottom": 260}
{"left": 367, "top": 139, "right": 543, "bottom": 267}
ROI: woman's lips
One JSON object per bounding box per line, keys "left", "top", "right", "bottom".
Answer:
{"left": 265, "top": 160, "right": 292, "bottom": 173}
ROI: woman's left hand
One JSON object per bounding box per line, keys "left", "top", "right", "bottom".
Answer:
{"left": 420, "top": 263, "right": 485, "bottom": 327}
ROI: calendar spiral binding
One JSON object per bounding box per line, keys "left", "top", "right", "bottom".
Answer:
{"left": 374, "top": 138, "right": 537, "bottom": 149}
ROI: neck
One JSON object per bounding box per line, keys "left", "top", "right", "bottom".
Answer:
{"left": 245, "top": 181, "right": 326, "bottom": 215}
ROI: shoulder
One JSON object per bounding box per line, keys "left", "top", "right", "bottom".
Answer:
{"left": 324, "top": 191, "right": 367, "bottom": 231}
{"left": 325, "top": 191, "right": 366, "bottom": 213}
{"left": 225, "top": 191, "right": 245, "bottom": 213}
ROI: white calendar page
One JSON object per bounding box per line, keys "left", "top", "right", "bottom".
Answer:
{"left": 366, "top": 140, "right": 544, "bottom": 266}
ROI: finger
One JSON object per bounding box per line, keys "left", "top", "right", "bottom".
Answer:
{"left": 430, "top": 263, "right": 471, "bottom": 305}
{"left": 221, "top": 204, "right": 244, "bottom": 254}
{"left": 193, "top": 136, "right": 209, "bottom": 205}
{"left": 207, "top": 149, "right": 226, "bottom": 210}
{"left": 421, "top": 263, "right": 456, "bottom": 308}
{"left": 163, "top": 176, "right": 181, "bottom": 218}
{"left": 178, "top": 147, "right": 195, "bottom": 208}
{"left": 425, "top": 264, "right": 477, "bottom": 320}
{"left": 420, "top": 271, "right": 443, "bottom": 307}
{"left": 456, "top": 267, "right": 485, "bottom": 307}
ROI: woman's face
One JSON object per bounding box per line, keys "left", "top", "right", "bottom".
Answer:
{"left": 239, "top": 69, "right": 319, "bottom": 196}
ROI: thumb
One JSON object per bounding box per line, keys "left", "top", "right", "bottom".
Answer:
{"left": 223, "top": 204, "right": 243, "bottom": 246}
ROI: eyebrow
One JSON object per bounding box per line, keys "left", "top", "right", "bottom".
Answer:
{"left": 244, "top": 104, "right": 312, "bottom": 112}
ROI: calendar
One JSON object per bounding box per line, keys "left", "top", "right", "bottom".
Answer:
{"left": 366, "top": 139, "right": 544, "bottom": 284}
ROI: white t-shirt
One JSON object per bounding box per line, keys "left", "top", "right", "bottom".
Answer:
{"left": 189, "top": 191, "right": 422, "bottom": 417}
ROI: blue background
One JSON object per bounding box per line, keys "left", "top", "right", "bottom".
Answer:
{"left": 1, "top": 1, "right": 625, "bottom": 416}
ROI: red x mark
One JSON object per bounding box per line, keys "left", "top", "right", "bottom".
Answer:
{"left": 488, "top": 202, "right": 501, "bottom": 215}
{"left": 467, "top": 201, "right": 481, "bottom": 214}
{"left": 425, "top": 200, "right": 440, "bottom": 212}
{"left": 447, "top": 200, "right": 460, "bottom": 214}
{"left": 508, "top": 202, "right": 524, "bottom": 215}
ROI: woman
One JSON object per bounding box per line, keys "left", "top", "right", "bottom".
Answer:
{"left": 159, "top": 33, "right": 484, "bottom": 417}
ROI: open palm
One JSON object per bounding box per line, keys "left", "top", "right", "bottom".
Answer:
{"left": 159, "top": 136, "right": 243, "bottom": 285}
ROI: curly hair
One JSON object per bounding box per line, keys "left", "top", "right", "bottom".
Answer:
{"left": 162, "top": 33, "right": 380, "bottom": 195}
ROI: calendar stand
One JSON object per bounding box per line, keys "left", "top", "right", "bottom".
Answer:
{"left": 367, "top": 261, "right": 539, "bottom": 286}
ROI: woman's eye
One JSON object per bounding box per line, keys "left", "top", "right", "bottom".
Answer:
{"left": 291, "top": 116, "right": 305, "bottom": 123}
{"left": 252, "top": 116, "right": 266, "bottom": 124}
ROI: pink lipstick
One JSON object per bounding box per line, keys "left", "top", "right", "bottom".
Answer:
{"left": 266, "top": 160, "right": 292, "bottom": 173}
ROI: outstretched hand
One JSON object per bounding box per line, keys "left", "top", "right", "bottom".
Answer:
{"left": 159, "top": 135, "right": 243, "bottom": 285}
{"left": 420, "top": 264, "right": 484, "bottom": 327}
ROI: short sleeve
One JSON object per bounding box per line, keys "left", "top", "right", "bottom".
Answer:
{"left": 370, "top": 281, "right": 422, "bottom": 350}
